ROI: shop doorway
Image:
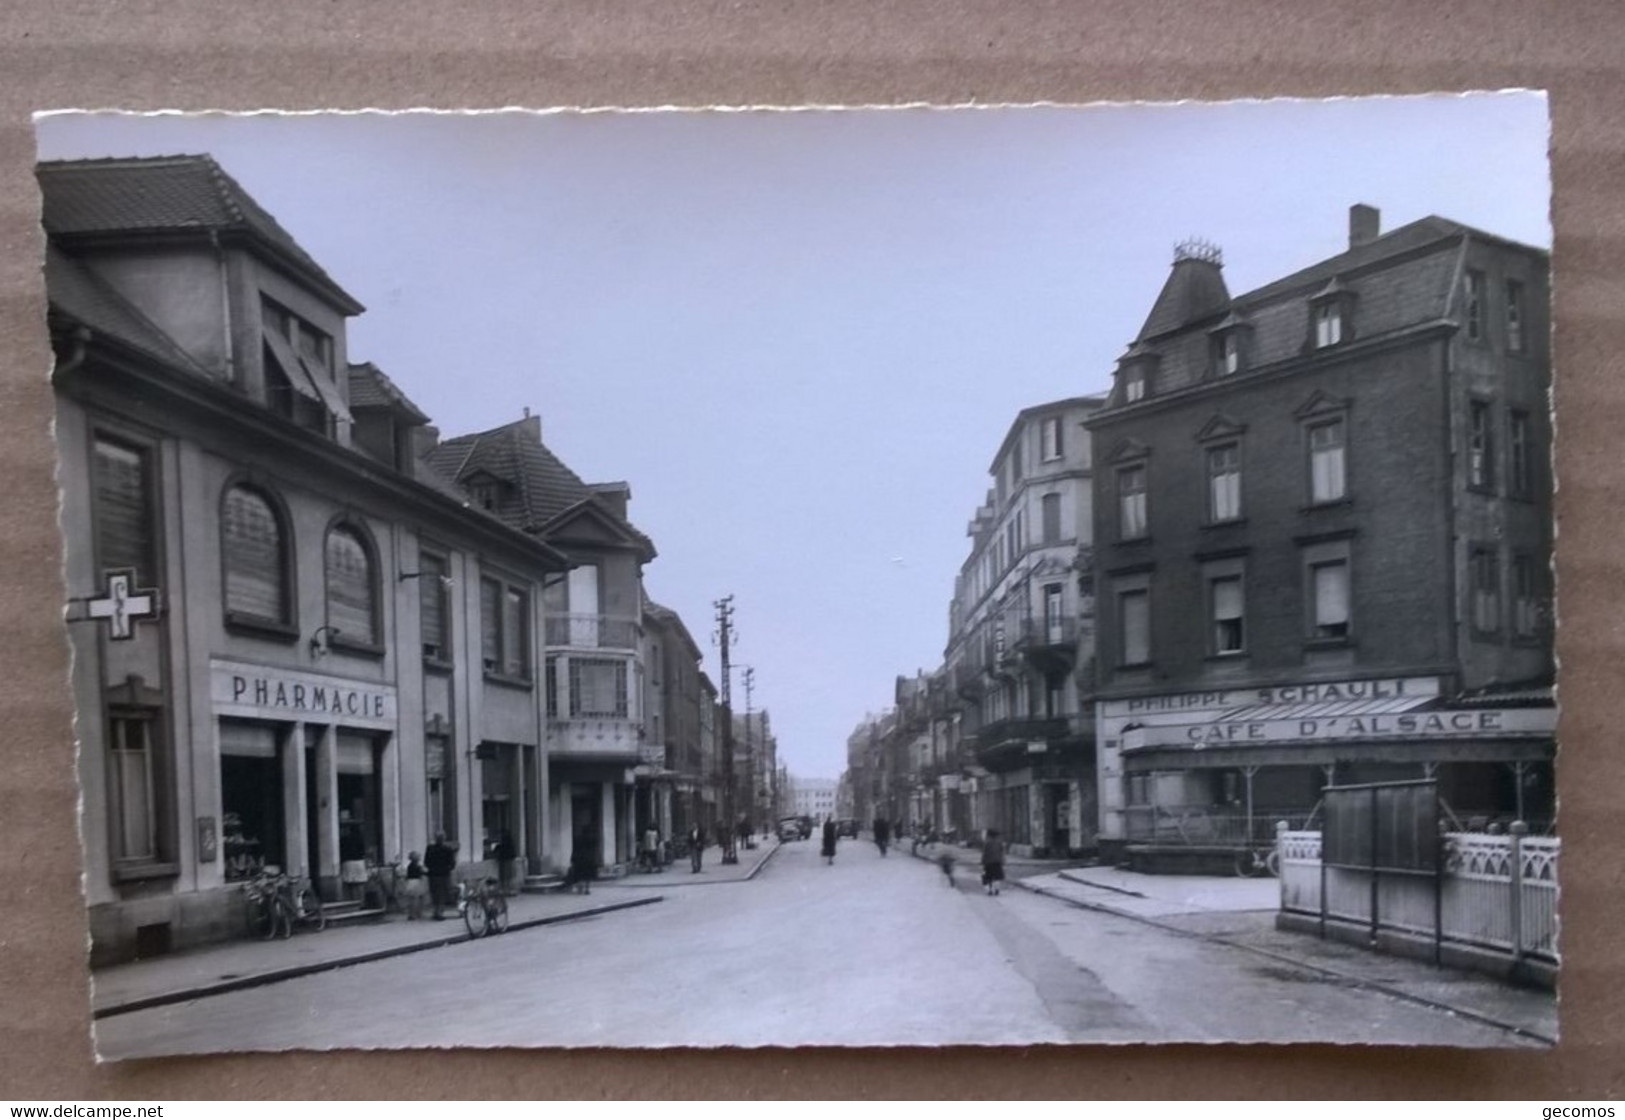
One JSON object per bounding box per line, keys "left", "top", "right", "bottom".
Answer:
{"left": 336, "top": 732, "right": 383, "bottom": 861}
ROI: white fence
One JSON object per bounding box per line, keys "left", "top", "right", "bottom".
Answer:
{"left": 1278, "top": 828, "right": 1559, "bottom": 963}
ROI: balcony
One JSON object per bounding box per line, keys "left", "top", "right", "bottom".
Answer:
{"left": 545, "top": 613, "right": 640, "bottom": 650}
{"left": 1013, "top": 616, "right": 1081, "bottom": 676}
{"left": 973, "top": 715, "right": 1075, "bottom": 769}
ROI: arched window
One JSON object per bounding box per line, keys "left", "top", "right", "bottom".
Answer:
{"left": 222, "top": 484, "right": 291, "bottom": 627}
{"left": 325, "top": 522, "right": 378, "bottom": 647}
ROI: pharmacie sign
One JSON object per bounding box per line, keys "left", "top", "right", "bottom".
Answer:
{"left": 1101, "top": 676, "right": 1440, "bottom": 721}
{"left": 210, "top": 658, "right": 397, "bottom": 728}
{"left": 1144, "top": 707, "right": 1556, "bottom": 747}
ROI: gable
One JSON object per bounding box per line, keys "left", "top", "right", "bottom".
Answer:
{"left": 1194, "top": 413, "right": 1248, "bottom": 442}
{"left": 1293, "top": 390, "right": 1351, "bottom": 420}
{"left": 1105, "top": 437, "right": 1151, "bottom": 464}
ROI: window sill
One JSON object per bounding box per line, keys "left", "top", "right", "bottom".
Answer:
{"left": 1114, "top": 535, "right": 1152, "bottom": 547}
{"left": 1302, "top": 497, "right": 1353, "bottom": 513}
{"left": 483, "top": 670, "right": 534, "bottom": 690}
{"left": 112, "top": 861, "right": 179, "bottom": 884}
{"left": 1205, "top": 652, "right": 1249, "bottom": 662}
{"left": 422, "top": 655, "right": 455, "bottom": 674}
{"left": 1201, "top": 517, "right": 1247, "bottom": 530}
{"left": 224, "top": 613, "right": 299, "bottom": 642}
{"left": 1303, "top": 636, "right": 1354, "bottom": 651}
{"left": 329, "top": 638, "right": 386, "bottom": 660}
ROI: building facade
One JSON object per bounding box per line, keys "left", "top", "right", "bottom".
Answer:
{"left": 1088, "top": 208, "right": 1555, "bottom": 867}
{"left": 47, "top": 156, "right": 574, "bottom": 962}
{"left": 944, "top": 397, "right": 1104, "bottom": 856}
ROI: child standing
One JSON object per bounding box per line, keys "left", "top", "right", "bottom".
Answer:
{"left": 402, "top": 851, "right": 428, "bottom": 920}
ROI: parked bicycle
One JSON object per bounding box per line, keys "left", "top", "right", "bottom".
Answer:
{"left": 1234, "top": 845, "right": 1281, "bottom": 878}
{"left": 243, "top": 866, "right": 327, "bottom": 939}
{"left": 458, "top": 875, "right": 510, "bottom": 938}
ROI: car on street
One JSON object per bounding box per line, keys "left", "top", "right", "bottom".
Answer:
{"left": 835, "top": 818, "right": 860, "bottom": 838}
{"left": 777, "top": 818, "right": 804, "bottom": 842}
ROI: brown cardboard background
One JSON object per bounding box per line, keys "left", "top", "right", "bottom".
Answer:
{"left": 1, "top": 0, "right": 1620, "bottom": 1100}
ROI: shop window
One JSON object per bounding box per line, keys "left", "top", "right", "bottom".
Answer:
{"left": 221, "top": 483, "right": 293, "bottom": 631}
{"left": 325, "top": 522, "right": 379, "bottom": 650}
{"left": 1207, "top": 443, "right": 1242, "bottom": 523}
{"left": 93, "top": 435, "right": 157, "bottom": 587}
{"left": 570, "top": 657, "right": 629, "bottom": 718}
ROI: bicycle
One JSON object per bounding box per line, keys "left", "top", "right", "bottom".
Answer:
{"left": 458, "top": 876, "right": 510, "bottom": 938}
{"left": 1234, "top": 845, "right": 1281, "bottom": 878}
{"left": 243, "top": 867, "right": 327, "bottom": 939}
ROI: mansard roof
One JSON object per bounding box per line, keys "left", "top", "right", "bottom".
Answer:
{"left": 37, "top": 154, "right": 364, "bottom": 314}
{"left": 427, "top": 415, "right": 655, "bottom": 560}
{"left": 44, "top": 244, "right": 213, "bottom": 377}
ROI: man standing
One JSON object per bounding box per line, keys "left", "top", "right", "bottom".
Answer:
{"left": 688, "top": 823, "right": 704, "bottom": 873}
{"left": 425, "top": 831, "right": 457, "bottom": 920}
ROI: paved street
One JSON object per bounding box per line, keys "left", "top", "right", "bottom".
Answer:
{"left": 94, "top": 839, "right": 1549, "bottom": 1057}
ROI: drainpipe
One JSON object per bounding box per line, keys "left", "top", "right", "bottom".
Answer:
{"left": 211, "top": 230, "right": 236, "bottom": 384}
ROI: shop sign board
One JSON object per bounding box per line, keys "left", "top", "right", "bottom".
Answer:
{"left": 1140, "top": 706, "right": 1555, "bottom": 748}
{"left": 210, "top": 658, "right": 397, "bottom": 728}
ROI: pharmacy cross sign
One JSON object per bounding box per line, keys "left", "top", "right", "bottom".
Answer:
{"left": 87, "top": 569, "right": 158, "bottom": 640}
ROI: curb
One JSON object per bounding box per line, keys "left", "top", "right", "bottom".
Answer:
{"left": 92, "top": 895, "right": 663, "bottom": 1021}
{"left": 1014, "top": 880, "right": 1556, "bottom": 1047}
{"left": 595, "top": 841, "right": 782, "bottom": 887}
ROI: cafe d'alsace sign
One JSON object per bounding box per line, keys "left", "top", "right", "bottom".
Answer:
{"left": 210, "top": 658, "right": 397, "bottom": 729}
{"left": 1142, "top": 706, "right": 1555, "bottom": 748}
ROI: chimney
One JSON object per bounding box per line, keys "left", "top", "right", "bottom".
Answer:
{"left": 408, "top": 425, "right": 441, "bottom": 479}
{"left": 1349, "top": 204, "right": 1381, "bottom": 249}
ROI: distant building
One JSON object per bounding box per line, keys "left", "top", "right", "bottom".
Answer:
{"left": 1088, "top": 208, "right": 1554, "bottom": 867}
{"left": 789, "top": 776, "right": 838, "bottom": 821}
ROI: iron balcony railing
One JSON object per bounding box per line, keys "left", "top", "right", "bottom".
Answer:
{"left": 973, "top": 715, "right": 1072, "bottom": 750}
{"left": 544, "top": 613, "right": 641, "bottom": 650}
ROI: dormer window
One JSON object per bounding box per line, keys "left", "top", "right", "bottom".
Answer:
{"left": 1309, "top": 281, "right": 1355, "bottom": 351}
{"left": 1314, "top": 303, "right": 1343, "bottom": 348}
{"left": 1125, "top": 367, "right": 1147, "bottom": 402}
{"left": 471, "top": 481, "right": 499, "bottom": 511}
{"left": 1216, "top": 331, "right": 1240, "bottom": 375}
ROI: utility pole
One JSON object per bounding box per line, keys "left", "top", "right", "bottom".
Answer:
{"left": 742, "top": 665, "right": 757, "bottom": 843}
{"left": 715, "top": 595, "right": 738, "bottom": 864}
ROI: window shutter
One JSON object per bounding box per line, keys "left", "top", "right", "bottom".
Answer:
{"left": 1213, "top": 578, "right": 1244, "bottom": 621}
{"left": 326, "top": 527, "right": 376, "bottom": 644}
{"left": 1121, "top": 591, "right": 1150, "bottom": 664}
{"left": 419, "top": 554, "right": 446, "bottom": 656}
{"left": 1314, "top": 564, "right": 1350, "bottom": 626}
{"left": 503, "top": 588, "right": 527, "bottom": 675}
{"left": 480, "top": 579, "right": 502, "bottom": 670}
{"left": 223, "top": 487, "right": 286, "bottom": 620}
{"left": 94, "top": 439, "right": 154, "bottom": 586}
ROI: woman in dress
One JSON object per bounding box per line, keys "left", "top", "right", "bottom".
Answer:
{"left": 821, "top": 816, "right": 839, "bottom": 865}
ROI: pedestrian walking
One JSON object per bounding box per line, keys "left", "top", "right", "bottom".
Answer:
{"left": 567, "top": 831, "right": 597, "bottom": 895}
{"left": 402, "top": 851, "right": 428, "bottom": 920}
{"left": 981, "top": 828, "right": 1006, "bottom": 896}
{"left": 492, "top": 829, "right": 516, "bottom": 896}
{"left": 642, "top": 822, "right": 661, "bottom": 872}
{"left": 688, "top": 824, "right": 705, "bottom": 873}
{"left": 873, "top": 816, "right": 890, "bottom": 857}
{"left": 821, "top": 816, "right": 838, "bottom": 865}
{"left": 424, "top": 831, "right": 457, "bottom": 920}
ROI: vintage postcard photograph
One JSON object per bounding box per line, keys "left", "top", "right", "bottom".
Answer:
{"left": 35, "top": 95, "right": 1558, "bottom": 1057}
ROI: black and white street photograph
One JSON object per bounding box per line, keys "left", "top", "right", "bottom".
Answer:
{"left": 34, "top": 95, "right": 1558, "bottom": 1057}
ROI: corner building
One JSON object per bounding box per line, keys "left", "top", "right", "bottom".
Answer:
{"left": 46, "top": 156, "right": 571, "bottom": 962}
{"left": 1088, "top": 207, "right": 1554, "bottom": 868}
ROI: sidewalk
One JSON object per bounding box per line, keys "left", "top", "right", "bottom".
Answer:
{"left": 597, "top": 836, "right": 781, "bottom": 887}
{"left": 1019, "top": 867, "right": 1558, "bottom": 1045}
{"left": 92, "top": 889, "right": 663, "bottom": 1020}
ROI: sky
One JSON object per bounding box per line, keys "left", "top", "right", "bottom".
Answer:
{"left": 35, "top": 95, "right": 1552, "bottom": 780}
